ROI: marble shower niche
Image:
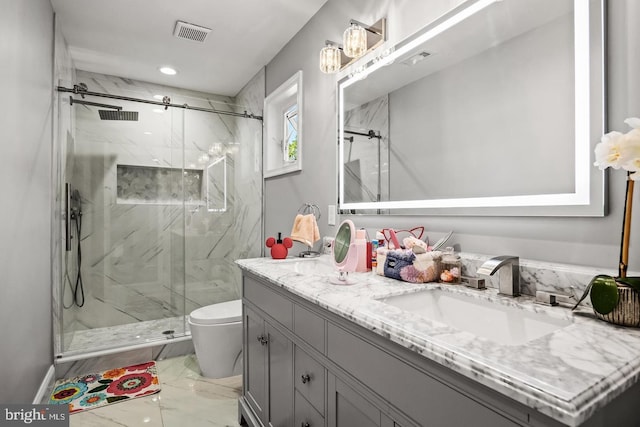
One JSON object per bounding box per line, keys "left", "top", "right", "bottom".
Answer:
{"left": 57, "top": 69, "right": 264, "bottom": 357}
{"left": 116, "top": 164, "right": 203, "bottom": 205}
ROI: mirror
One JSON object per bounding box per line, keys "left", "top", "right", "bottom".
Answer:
{"left": 338, "top": 0, "right": 605, "bottom": 216}
{"left": 264, "top": 70, "right": 303, "bottom": 178}
{"left": 330, "top": 219, "right": 358, "bottom": 285}
{"left": 206, "top": 155, "right": 227, "bottom": 212}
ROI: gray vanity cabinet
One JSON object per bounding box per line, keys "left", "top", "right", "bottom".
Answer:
{"left": 239, "top": 272, "right": 573, "bottom": 427}
{"left": 328, "top": 374, "right": 398, "bottom": 427}
{"left": 243, "top": 299, "right": 293, "bottom": 427}
{"left": 244, "top": 305, "right": 267, "bottom": 421}
{"left": 294, "top": 346, "right": 326, "bottom": 418}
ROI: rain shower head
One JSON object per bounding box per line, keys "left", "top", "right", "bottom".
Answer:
{"left": 98, "top": 110, "right": 139, "bottom": 121}
{"left": 69, "top": 97, "right": 139, "bottom": 121}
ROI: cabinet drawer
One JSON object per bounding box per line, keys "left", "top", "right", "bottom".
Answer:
{"left": 295, "top": 346, "right": 326, "bottom": 416}
{"left": 327, "top": 323, "right": 520, "bottom": 427}
{"left": 244, "top": 275, "right": 292, "bottom": 330}
{"left": 294, "top": 304, "right": 325, "bottom": 353}
{"left": 295, "top": 390, "right": 325, "bottom": 427}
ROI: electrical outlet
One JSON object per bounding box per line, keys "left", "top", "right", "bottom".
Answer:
{"left": 328, "top": 204, "right": 336, "bottom": 226}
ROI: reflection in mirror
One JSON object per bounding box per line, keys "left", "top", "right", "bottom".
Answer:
{"left": 206, "top": 156, "right": 227, "bottom": 212}
{"left": 338, "top": 0, "right": 605, "bottom": 216}
{"left": 343, "top": 94, "right": 389, "bottom": 204}
{"left": 329, "top": 219, "right": 358, "bottom": 285}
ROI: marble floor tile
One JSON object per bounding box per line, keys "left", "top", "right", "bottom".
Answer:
{"left": 69, "top": 355, "right": 242, "bottom": 427}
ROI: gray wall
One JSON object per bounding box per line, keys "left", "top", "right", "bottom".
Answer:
{"left": 0, "top": 0, "right": 54, "bottom": 403}
{"left": 264, "top": 0, "right": 640, "bottom": 270}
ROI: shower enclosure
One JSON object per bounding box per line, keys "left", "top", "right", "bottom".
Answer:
{"left": 54, "top": 71, "right": 263, "bottom": 359}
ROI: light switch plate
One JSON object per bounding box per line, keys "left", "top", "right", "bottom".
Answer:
{"left": 327, "top": 204, "right": 336, "bottom": 226}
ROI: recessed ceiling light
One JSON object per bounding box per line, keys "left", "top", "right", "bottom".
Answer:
{"left": 144, "top": 131, "right": 152, "bottom": 135}
{"left": 159, "top": 66, "right": 177, "bottom": 75}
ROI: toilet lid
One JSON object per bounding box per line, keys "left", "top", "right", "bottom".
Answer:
{"left": 189, "top": 299, "right": 242, "bottom": 325}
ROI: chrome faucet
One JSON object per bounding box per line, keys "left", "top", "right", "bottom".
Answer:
{"left": 476, "top": 256, "right": 520, "bottom": 296}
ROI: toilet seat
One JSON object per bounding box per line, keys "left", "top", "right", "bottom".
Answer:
{"left": 189, "top": 299, "right": 242, "bottom": 325}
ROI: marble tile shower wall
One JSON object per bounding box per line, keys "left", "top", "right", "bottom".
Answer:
{"left": 232, "top": 67, "right": 265, "bottom": 267}
{"left": 63, "top": 70, "right": 263, "bottom": 339}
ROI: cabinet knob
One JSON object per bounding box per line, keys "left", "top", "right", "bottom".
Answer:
{"left": 301, "top": 374, "right": 311, "bottom": 384}
{"left": 301, "top": 423, "right": 310, "bottom": 427}
{"left": 257, "top": 335, "right": 268, "bottom": 345}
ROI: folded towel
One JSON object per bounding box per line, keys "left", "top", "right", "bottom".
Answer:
{"left": 290, "top": 214, "right": 320, "bottom": 247}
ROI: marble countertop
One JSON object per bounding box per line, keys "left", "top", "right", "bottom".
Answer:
{"left": 236, "top": 255, "right": 640, "bottom": 427}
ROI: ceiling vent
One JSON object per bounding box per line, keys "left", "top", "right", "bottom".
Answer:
{"left": 173, "top": 21, "right": 211, "bottom": 43}
{"left": 401, "top": 51, "right": 432, "bottom": 66}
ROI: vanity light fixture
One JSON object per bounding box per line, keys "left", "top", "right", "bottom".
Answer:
{"left": 319, "top": 41, "right": 342, "bottom": 74}
{"left": 343, "top": 22, "right": 367, "bottom": 58}
{"left": 319, "top": 18, "right": 386, "bottom": 74}
{"left": 319, "top": 41, "right": 359, "bottom": 74}
{"left": 344, "top": 19, "right": 386, "bottom": 59}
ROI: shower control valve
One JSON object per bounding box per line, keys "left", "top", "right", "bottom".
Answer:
{"left": 257, "top": 335, "right": 268, "bottom": 345}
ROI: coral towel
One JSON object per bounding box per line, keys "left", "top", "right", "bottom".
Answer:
{"left": 290, "top": 214, "right": 320, "bottom": 247}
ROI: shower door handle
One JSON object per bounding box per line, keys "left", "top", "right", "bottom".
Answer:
{"left": 65, "top": 183, "right": 72, "bottom": 251}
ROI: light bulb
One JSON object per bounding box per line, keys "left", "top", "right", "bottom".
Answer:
{"left": 343, "top": 23, "right": 367, "bottom": 58}
{"left": 319, "top": 44, "right": 341, "bottom": 74}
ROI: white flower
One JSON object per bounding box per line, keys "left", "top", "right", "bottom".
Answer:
{"left": 594, "top": 117, "right": 640, "bottom": 180}
{"left": 621, "top": 128, "right": 640, "bottom": 180}
{"left": 594, "top": 131, "right": 625, "bottom": 169}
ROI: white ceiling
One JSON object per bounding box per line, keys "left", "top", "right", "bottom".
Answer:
{"left": 50, "top": 0, "right": 327, "bottom": 96}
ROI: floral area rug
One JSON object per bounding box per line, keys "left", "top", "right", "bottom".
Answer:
{"left": 48, "top": 361, "right": 161, "bottom": 414}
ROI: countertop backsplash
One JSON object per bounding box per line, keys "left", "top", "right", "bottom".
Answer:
{"left": 320, "top": 236, "right": 633, "bottom": 308}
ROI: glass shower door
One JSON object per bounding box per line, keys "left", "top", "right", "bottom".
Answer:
{"left": 59, "top": 83, "right": 187, "bottom": 355}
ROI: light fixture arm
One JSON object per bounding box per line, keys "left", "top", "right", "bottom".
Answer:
{"left": 349, "top": 19, "right": 384, "bottom": 36}
{"left": 325, "top": 40, "right": 352, "bottom": 68}
{"left": 343, "top": 17, "right": 386, "bottom": 60}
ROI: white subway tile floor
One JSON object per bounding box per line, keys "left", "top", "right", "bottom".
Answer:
{"left": 69, "top": 355, "right": 242, "bottom": 427}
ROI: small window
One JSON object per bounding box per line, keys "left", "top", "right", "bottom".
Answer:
{"left": 264, "top": 70, "right": 303, "bottom": 178}
{"left": 284, "top": 104, "right": 298, "bottom": 162}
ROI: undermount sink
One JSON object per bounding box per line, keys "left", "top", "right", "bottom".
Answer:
{"left": 376, "top": 289, "right": 572, "bottom": 346}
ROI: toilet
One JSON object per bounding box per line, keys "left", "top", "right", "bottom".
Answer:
{"left": 188, "top": 299, "right": 242, "bottom": 379}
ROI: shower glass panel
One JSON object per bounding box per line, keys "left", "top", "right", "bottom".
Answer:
{"left": 56, "top": 71, "right": 261, "bottom": 358}
{"left": 60, "top": 82, "right": 187, "bottom": 355}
